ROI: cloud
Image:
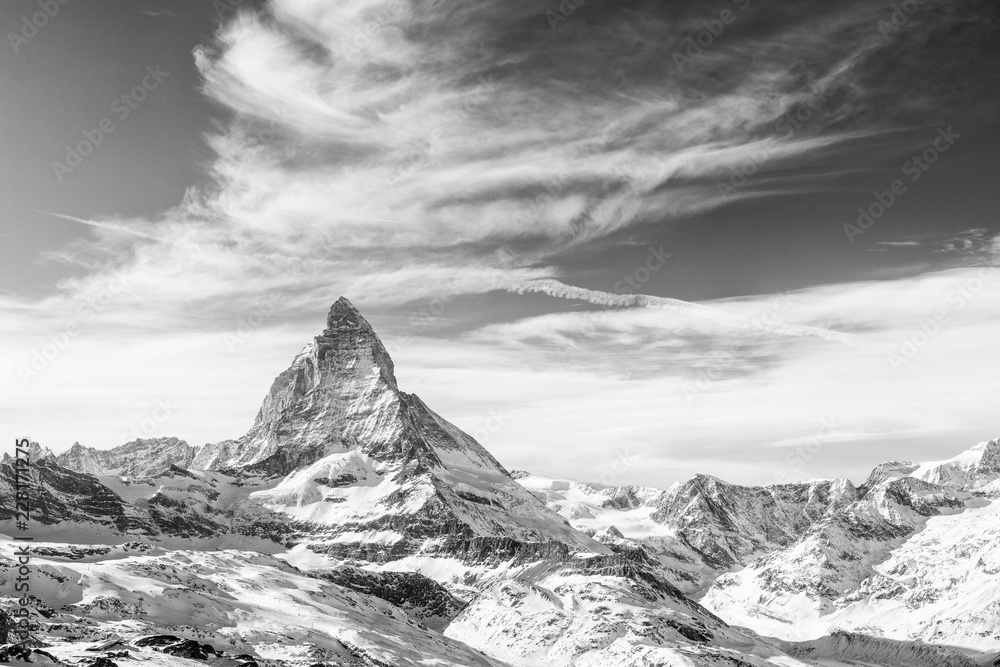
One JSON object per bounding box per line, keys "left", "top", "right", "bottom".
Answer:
{"left": 501, "top": 278, "right": 863, "bottom": 346}
{"left": 40, "top": 212, "right": 160, "bottom": 241}
{"left": 399, "top": 261, "right": 1000, "bottom": 485}
{"left": 20, "top": 0, "right": 997, "bottom": 317}
{"left": 141, "top": 7, "right": 179, "bottom": 18}
{"left": 4, "top": 0, "right": 1000, "bottom": 487}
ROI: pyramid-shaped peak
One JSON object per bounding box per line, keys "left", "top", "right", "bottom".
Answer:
{"left": 325, "top": 296, "right": 376, "bottom": 336}
{"left": 329, "top": 295, "right": 360, "bottom": 317}
{"left": 319, "top": 297, "right": 394, "bottom": 380}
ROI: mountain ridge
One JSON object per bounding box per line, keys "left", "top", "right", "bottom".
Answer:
{"left": 7, "top": 297, "right": 998, "bottom": 666}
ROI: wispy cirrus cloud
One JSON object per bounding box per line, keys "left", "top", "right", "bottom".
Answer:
{"left": 20, "top": 0, "right": 1000, "bottom": 315}
{"left": 3, "top": 0, "right": 1000, "bottom": 485}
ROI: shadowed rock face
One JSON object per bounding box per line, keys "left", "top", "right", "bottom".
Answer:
{"left": 650, "top": 474, "right": 858, "bottom": 569}
{"left": 318, "top": 566, "right": 467, "bottom": 631}
{"left": 0, "top": 607, "right": 12, "bottom": 643}
{"left": 200, "top": 297, "right": 408, "bottom": 475}
{"left": 0, "top": 457, "right": 240, "bottom": 539}
{"left": 0, "top": 458, "right": 155, "bottom": 532}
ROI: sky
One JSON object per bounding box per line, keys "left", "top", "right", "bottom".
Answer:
{"left": 2, "top": 0, "right": 1000, "bottom": 488}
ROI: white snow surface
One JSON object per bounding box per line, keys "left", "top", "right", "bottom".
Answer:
{"left": 0, "top": 541, "right": 508, "bottom": 667}
{"left": 697, "top": 441, "right": 1000, "bottom": 652}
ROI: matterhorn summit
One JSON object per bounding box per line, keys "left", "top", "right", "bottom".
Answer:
{"left": 3, "top": 298, "right": 997, "bottom": 667}
{"left": 195, "top": 297, "right": 406, "bottom": 475}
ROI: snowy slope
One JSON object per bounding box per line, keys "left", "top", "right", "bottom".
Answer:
{"left": 699, "top": 440, "right": 1000, "bottom": 652}
{"left": 516, "top": 441, "right": 1000, "bottom": 657}
{"left": 515, "top": 471, "right": 858, "bottom": 595}
{"left": 0, "top": 541, "right": 509, "bottom": 667}
{"left": 906, "top": 438, "right": 1000, "bottom": 491}
{"left": 514, "top": 472, "right": 717, "bottom": 594}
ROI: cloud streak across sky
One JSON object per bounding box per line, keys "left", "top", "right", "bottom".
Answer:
{"left": 3, "top": 0, "right": 1000, "bottom": 486}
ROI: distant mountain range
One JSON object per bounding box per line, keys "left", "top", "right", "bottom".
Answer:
{"left": 2, "top": 298, "right": 996, "bottom": 667}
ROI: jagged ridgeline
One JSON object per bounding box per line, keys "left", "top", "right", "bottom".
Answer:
{"left": 1, "top": 298, "right": 996, "bottom": 667}
{"left": 6, "top": 298, "right": 601, "bottom": 559}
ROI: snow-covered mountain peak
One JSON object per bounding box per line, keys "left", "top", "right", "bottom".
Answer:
{"left": 196, "top": 297, "right": 404, "bottom": 474}
{"left": 1, "top": 440, "right": 55, "bottom": 462}
{"left": 180, "top": 298, "right": 607, "bottom": 558}
{"left": 53, "top": 437, "right": 195, "bottom": 477}
{"left": 691, "top": 472, "right": 729, "bottom": 485}
{"left": 320, "top": 295, "right": 398, "bottom": 389}
{"left": 0, "top": 440, "right": 55, "bottom": 468}
{"left": 861, "top": 460, "right": 922, "bottom": 488}
{"left": 945, "top": 436, "right": 1000, "bottom": 471}
{"left": 871, "top": 437, "right": 1000, "bottom": 492}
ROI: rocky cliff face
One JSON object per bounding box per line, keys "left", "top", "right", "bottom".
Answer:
{"left": 55, "top": 437, "right": 197, "bottom": 478}
{"left": 518, "top": 440, "right": 1000, "bottom": 653}
{"left": 204, "top": 297, "right": 411, "bottom": 474}
{"left": 517, "top": 471, "right": 860, "bottom": 595}
{"left": 317, "top": 566, "right": 467, "bottom": 631}
{"left": 0, "top": 458, "right": 155, "bottom": 534}
{"left": 696, "top": 440, "right": 1000, "bottom": 649}
{"left": 189, "top": 297, "right": 604, "bottom": 562}
{"left": 651, "top": 474, "right": 858, "bottom": 570}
